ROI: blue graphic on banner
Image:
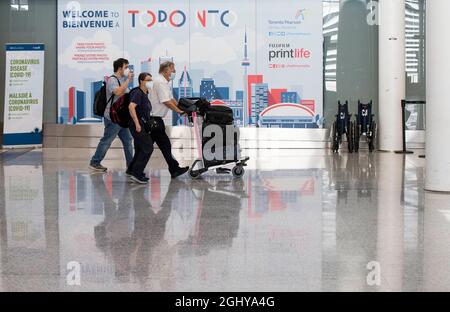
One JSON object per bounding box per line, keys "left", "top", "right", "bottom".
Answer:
{"left": 3, "top": 131, "right": 43, "bottom": 146}
{"left": 6, "top": 44, "right": 45, "bottom": 51}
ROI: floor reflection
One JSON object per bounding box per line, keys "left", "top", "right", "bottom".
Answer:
{"left": 0, "top": 149, "right": 449, "bottom": 291}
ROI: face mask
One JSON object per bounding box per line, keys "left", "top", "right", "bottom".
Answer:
{"left": 170, "top": 72, "right": 176, "bottom": 81}
{"left": 123, "top": 68, "right": 130, "bottom": 77}
{"left": 145, "top": 81, "right": 153, "bottom": 90}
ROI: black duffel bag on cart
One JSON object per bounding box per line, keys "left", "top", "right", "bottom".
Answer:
{"left": 178, "top": 97, "right": 211, "bottom": 115}
{"left": 205, "top": 105, "right": 234, "bottom": 125}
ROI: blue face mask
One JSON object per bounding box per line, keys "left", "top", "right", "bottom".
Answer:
{"left": 170, "top": 72, "right": 176, "bottom": 81}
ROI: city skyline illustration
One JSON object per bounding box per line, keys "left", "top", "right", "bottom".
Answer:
{"left": 60, "top": 29, "right": 319, "bottom": 128}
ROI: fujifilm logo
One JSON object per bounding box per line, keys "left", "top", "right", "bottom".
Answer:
{"left": 268, "top": 43, "right": 311, "bottom": 61}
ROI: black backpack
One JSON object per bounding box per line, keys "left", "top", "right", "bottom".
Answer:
{"left": 110, "top": 87, "right": 139, "bottom": 128}
{"left": 93, "top": 75, "right": 118, "bottom": 117}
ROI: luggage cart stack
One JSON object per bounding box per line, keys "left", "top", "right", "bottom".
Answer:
{"left": 179, "top": 98, "right": 250, "bottom": 179}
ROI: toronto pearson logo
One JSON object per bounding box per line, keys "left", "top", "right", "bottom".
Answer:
{"left": 268, "top": 8, "right": 307, "bottom": 26}
{"left": 295, "top": 9, "right": 307, "bottom": 23}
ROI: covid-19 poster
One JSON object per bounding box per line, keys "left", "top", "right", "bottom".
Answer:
{"left": 3, "top": 44, "right": 45, "bottom": 147}
{"left": 57, "top": 0, "right": 323, "bottom": 128}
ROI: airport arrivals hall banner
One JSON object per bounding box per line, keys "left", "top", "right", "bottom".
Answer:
{"left": 57, "top": 0, "right": 323, "bottom": 128}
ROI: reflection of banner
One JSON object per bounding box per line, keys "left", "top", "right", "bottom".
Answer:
{"left": 57, "top": 0, "right": 323, "bottom": 128}
{"left": 3, "top": 44, "right": 45, "bottom": 147}
{"left": 4, "top": 165, "right": 46, "bottom": 250}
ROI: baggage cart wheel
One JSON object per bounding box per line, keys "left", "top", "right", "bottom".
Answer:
{"left": 189, "top": 169, "right": 202, "bottom": 179}
{"left": 232, "top": 166, "right": 245, "bottom": 178}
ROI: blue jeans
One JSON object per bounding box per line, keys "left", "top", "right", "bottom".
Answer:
{"left": 90, "top": 118, "right": 133, "bottom": 167}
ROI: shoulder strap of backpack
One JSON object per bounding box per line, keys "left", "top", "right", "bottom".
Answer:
{"left": 111, "top": 75, "right": 121, "bottom": 86}
{"left": 107, "top": 75, "right": 122, "bottom": 105}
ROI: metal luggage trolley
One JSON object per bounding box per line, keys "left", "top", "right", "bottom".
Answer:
{"left": 179, "top": 98, "right": 250, "bottom": 179}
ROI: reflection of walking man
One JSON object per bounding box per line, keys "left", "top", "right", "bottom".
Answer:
{"left": 92, "top": 176, "right": 141, "bottom": 282}
{"left": 92, "top": 174, "right": 188, "bottom": 287}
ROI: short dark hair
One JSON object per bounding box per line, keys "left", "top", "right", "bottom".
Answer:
{"left": 138, "top": 72, "right": 152, "bottom": 85}
{"left": 159, "top": 61, "right": 174, "bottom": 74}
{"left": 113, "top": 58, "right": 129, "bottom": 72}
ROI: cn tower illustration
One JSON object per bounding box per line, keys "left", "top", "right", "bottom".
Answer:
{"left": 242, "top": 27, "right": 250, "bottom": 127}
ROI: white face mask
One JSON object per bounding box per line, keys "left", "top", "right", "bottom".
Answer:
{"left": 170, "top": 72, "right": 176, "bottom": 81}
{"left": 123, "top": 68, "right": 130, "bottom": 77}
{"left": 145, "top": 81, "right": 153, "bottom": 90}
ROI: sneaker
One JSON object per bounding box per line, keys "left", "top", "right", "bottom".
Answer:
{"left": 127, "top": 170, "right": 149, "bottom": 181}
{"left": 130, "top": 174, "right": 149, "bottom": 185}
{"left": 89, "top": 164, "right": 107, "bottom": 172}
{"left": 171, "top": 166, "right": 189, "bottom": 179}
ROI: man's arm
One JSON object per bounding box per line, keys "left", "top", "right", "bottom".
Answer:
{"left": 154, "top": 80, "right": 183, "bottom": 114}
{"left": 112, "top": 72, "right": 134, "bottom": 96}
{"left": 163, "top": 99, "right": 183, "bottom": 114}
{"left": 113, "top": 81, "right": 129, "bottom": 97}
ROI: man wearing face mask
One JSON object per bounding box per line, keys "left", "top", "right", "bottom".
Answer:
{"left": 127, "top": 73, "right": 154, "bottom": 184}
{"left": 150, "top": 61, "right": 189, "bottom": 179}
{"left": 90, "top": 58, "right": 134, "bottom": 172}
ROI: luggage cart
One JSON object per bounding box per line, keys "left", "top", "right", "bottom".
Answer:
{"left": 179, "top": 98, "right": 250, "bottom": 179}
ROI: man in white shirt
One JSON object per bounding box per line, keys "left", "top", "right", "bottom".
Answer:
{"left": 150, "top": 61, "right": 189, "bottom": 179}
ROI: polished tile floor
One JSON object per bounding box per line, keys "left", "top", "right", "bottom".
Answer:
{"left": 0, "top": 147, "right": 449, "bottom": 292}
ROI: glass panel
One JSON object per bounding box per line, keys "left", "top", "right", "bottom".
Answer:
{"left": 323, "top": 0, "right": 426, "bottom": 131}
{"left": 10, "top": 0, "right": 28, "bottom": 11}
{"left": 323, "top": 0, "right": 379, "bottom": 129}
{"left": 405, "top": 0, "right": 426, "bottom": 131}
{"left": 406, "top": 0, "right": 426, "bottom": 97}
{"left": 0, "top": 0, "right": 57, "bottom": 124}
{"left": 405, "top": 103, "right": 426, "bottom": 130}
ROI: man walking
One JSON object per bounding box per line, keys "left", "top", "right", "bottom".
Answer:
{"left": 89, "top": 58, "right": 134, "bottom": 172}
{"left": 150, "top": 61, "right": 189, "bottom": 179}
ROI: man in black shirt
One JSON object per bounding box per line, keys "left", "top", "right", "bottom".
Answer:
{"left": 127, "top": 73, "right": 154, "bottom": 184}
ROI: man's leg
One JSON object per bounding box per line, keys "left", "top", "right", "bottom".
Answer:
{"left": 90, "top": 118, "right": 121, "bottom": 167}
{"left": 118, "top": 127, "right": 134, "bottom": 167}
{"left": 151, "top": 128, "right": 180, "bottom": 175}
